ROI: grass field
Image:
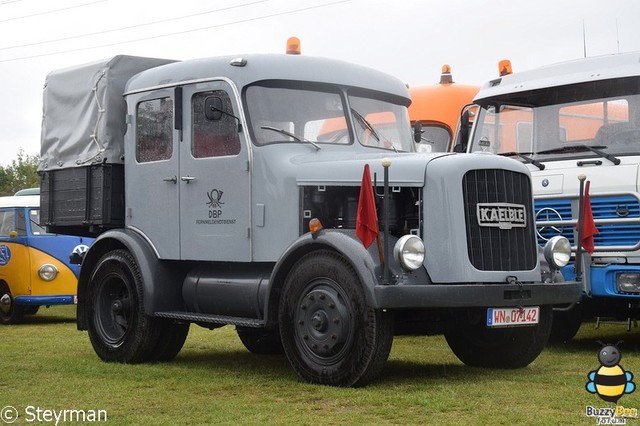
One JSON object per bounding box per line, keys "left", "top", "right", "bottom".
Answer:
{"left": 1, "top": 305, "right": 639, "bottom": 425}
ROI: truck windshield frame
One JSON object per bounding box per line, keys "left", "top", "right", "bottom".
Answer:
{"left": 244, "top": 80, "right": 414, "bottom": 152}
{"left": 469, "top": 77, "right": 640, "bottom": 161}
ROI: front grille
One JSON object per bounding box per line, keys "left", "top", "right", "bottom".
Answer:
{"left": 535, "top": 195, "right": 640, "bottom": 249}
{"left": 463, "top": 169, "right": 537, "bottom": 271}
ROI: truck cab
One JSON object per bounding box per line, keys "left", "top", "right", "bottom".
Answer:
{"left": 409, "top": 65, "right": 479, "bottom": 153}
{"left": 39, "top": 53, "right": 579, "bottom": 386}
{"left": 463, "top": 52, "right": 640, "bottom": 340}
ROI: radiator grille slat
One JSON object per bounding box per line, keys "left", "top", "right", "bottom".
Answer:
{"left": 534, "top": 195, "right": 640, "bottom": 248}
{"left": 463, "top": 170, "right": 537, "bottom": 271}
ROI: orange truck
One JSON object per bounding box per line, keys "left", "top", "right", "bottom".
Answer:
{"left": 409, "top": 65, "right": 479, "bottom": 152}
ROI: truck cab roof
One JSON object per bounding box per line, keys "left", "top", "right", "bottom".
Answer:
{"left": 124, "top": 53, "right": 411, "bottom": 105}
{"left": 0, "top": 195, "right": 39, "bottom": 209}
{"left": 476, "top": 51, "right": 640, "bottom": 100}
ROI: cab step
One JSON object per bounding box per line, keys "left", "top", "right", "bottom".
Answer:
{"left": 154, "top": 311, "right": 265, "bottom": 328}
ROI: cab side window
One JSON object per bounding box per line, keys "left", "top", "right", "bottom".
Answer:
{"left": 136, "top": 97, "right": 174, "bottom": 163}
{"left": 192, "top": 91, "right": 241, "bottom": 158}
{"left": 0, "top": 210, "right": 15, "bottom": 237}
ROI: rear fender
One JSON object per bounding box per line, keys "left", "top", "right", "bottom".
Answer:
{"left": 76, "top": 229, "right": 184, "bottom": 330}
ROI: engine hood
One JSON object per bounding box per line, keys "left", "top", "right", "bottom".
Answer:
{"left": 294, "top": 151, "right": 451, "bottom": 187}
{"left": 294, "top": 150, "right": 532, "bottom": 187}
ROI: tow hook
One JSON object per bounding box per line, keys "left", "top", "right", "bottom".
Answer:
{"left": 507, "top": 276, "right": 525, "bottom": 311}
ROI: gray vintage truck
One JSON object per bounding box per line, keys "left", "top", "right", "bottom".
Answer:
{"left": 38, "top": 53, "right": 579, "bottom": 386}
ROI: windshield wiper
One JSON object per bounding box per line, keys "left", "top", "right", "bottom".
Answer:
{"left": 260, "top": 126, "right": 321, "bottom": 150}
{"left": 351, "top": 109, "right": 381, "bottom": 142}
{"left": 351, "top": 108, "right": 401, "bottom": 152}
{"left": 497, "top": 151, "right": 545, "bottom": 170}
{"left": 536, "top": 144, "right": 620, "bottom": 165}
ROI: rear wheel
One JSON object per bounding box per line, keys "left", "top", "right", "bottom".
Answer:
{"left": 237, "top": 326, "right": 284, "bottom": 355}
{"left": 0, "top": 282, "right": 25, "bottom": 325}
{"left": 150, "top": 320, "right": 190, "bottom": 362}
{"left": 23, "top": 306, "right": 40, "bottom": 315}
{"left": 279, "top": 250, "right": 393, "bottom": 387}
{"left": 87, "top": 249, "right": 161, "bottom": 363}
{"left": 444, "top": 306, "right": 552, "bottom": 368}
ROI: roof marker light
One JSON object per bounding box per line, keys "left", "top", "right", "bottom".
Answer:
{"left": 286, "top": 37, "right": 301, "bottom": 55}
{"left": 230, "top": 58, "right": 247, "bottom": 67}
{"left": 499, "top": 59, "right": 513, "bottom": 76}
{"left": 440, "top": 64, "right": 453, "bottom": 84}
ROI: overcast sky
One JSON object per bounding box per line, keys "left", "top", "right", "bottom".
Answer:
{"left": 1, "top": 0, "right": 639, "bottom": 164}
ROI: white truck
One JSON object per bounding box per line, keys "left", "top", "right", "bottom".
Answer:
{"left": 461, "top": 52, "right": 640, "bottom": 341}
{"left": 38, "top": 53, "right": 579, "bottom": 386}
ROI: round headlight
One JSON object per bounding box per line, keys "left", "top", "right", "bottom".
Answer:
{"left": 543, "top": 236, "right": 571, "bottom": 270}
{"left": 39, "top": 264, "right": 58, "bottom": 281}
{"left": 393, "top": 235, "right": 425, "bottom": 271}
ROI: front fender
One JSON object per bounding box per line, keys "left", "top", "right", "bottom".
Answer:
{"left": 264, "top": 229, "right": 383, "bottom": 326}
{"left": 76, "top": 229, "right": 184, "bottom": 330}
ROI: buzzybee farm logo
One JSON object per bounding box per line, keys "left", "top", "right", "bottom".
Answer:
{"left": 584, "top": 342, "right": 637, "bottom": 424}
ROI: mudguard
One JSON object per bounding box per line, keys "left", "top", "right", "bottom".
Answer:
{"left": 264, "top": 229, "right": 388, "bottom": 325}
{"left": 76, "top": 228, "right": 184, "bottom": 330}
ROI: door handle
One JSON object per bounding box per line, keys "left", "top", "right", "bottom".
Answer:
{"left": 180, "top": 176, "right": 196, "bottom": 183}
{"left": 163, "top": 176, "right": 177, "bottom": 184}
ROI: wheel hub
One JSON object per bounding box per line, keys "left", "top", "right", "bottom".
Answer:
{"left": 0, "top": 293, "right": 12, "bottom": 314}
{"left": 311, "top": 311, "right": 328, "bottom": 332}
{"left": 296, "top": 286, "right": 351, "bottom": 359}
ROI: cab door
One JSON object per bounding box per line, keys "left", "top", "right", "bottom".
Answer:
{"left": 126, "top": 89, "right": 181, "bottom": 259}
{"left": 178, "top": 81, "right": 251, "bottom": 261}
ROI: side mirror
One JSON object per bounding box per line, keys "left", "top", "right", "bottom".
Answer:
{"left": 454, "top": 106, "right": 472, "bottom": 152}
{"left": 204, "top": 96, "right": 243, "bottom": 132}
{"left": 413, "top": 120, "right": 423, "bottom": 143}
{"left": 205, "top": 97, "right": 224, "bottom": 121}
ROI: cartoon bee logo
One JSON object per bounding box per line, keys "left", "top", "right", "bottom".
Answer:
{"left": 207, "top": 189, "right": 224, "bottom": 209}
{"left": 586, "top": 342, "right": 635, "bottom": 403}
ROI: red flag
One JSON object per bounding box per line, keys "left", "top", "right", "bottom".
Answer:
{"left": 356, "top": 164, "right": 378, "bottom": 248}
{"left": 576, "top": 180, "right": 599, "bottom": 255}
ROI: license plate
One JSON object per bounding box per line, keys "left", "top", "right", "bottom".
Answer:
{"left": 487, "top": 306, "right": 539, "bottom": 327}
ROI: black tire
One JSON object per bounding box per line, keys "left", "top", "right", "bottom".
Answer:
{"left": 237, "top": 326, "right": 284, "bottom": 355}
{"left": 150, "top": 320, "right": 190, "bottom": 362}
{"left": 549, "top": 304, "right": 582, "bottom": 343}
{"left": 0, "top": 282, "right": 25, "bottom": 325}
{"left": 279, "top": 250, "right": 393, "bottom": 387}
{"left": 23, "top": 306, "right": 40, "bottom": 315}
{"left": 87, "top": 249, "right": 162, "bottom": 363}
{"left": 444, "top": 305, "right": 552, "bottom": 369}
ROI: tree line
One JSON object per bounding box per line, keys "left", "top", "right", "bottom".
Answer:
{"left": 0, "top": 150, "right": 40, "bottom": 196}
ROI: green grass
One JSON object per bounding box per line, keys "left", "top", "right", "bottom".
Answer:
{"left": 2, "top": 305, "right": 639, "bottom": 425}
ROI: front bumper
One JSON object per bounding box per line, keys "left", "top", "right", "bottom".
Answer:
{"left": 374, "top": 281, "right": 581, "bottom": 309}
{"left": 14, "top": 295, "right": 76, "bottom": 306}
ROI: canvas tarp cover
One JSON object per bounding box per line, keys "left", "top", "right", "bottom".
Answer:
{"left": 39, "top": 55, "right": 175, "bottom": 171}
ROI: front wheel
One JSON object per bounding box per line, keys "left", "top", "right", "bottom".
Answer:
{"left": 444, "top": 306, "right": 552, "bottom": 368}
{"left": 87, "top": 249, "right": 161, "bottom": 363}
{"left": 279, "top": 250, "right": 393, "bottom": 387}
{"left": 0, "top": 282, "right": 25, "bottom": 325}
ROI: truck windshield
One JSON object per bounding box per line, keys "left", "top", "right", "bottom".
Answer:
{"left": 468, "top": 78, "right": 640, "bottom": 161}
{"left": 245, "top": 82, "right": 413, "bottom": 152}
